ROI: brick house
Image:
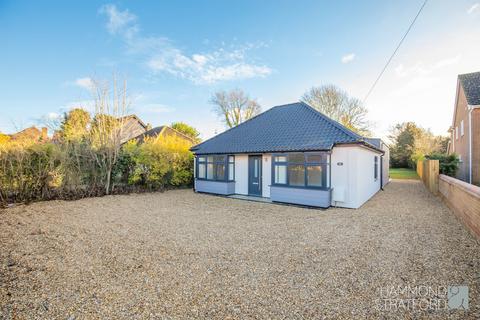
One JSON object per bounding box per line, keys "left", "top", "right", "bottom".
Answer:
{"left": 448, "top": 71, "right": 480, "bottom": 185}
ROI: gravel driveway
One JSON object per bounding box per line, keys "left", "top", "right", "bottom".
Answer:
{"left": 1, "top": 180, "right": 479, "bottom": 319}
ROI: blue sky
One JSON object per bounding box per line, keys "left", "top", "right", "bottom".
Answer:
{"left": 1, "top": 0, "right": 480, "bottom": 140}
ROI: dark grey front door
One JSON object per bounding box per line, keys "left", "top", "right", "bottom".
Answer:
{"left": 248, "top": 155, "right": 262, "bottom": 196}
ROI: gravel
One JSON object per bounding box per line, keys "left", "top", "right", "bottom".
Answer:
{"left": 1, "top": 180, "right": 479, "bottom": 319}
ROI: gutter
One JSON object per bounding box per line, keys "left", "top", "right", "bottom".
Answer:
{"left": 468, "top": 104, "right": 480, "bottom": 183}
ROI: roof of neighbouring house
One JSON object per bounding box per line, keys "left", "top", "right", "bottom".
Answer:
{"left": 10, "top": 126, "right": 48, "bottom": 142}
{"left": 191, "top": 102, "right": 382, "bottom": 154}
{"left": 119, "top": 114, "right": 148, "bottom": 128}
{"left": 459, "top": 71, "right": 480, "bottom": 106}
{"left": 134, "top": 126, "right": 196, "bottom": 144}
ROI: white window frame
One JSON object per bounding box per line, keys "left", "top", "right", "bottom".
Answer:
{"left": 455, "top": 126, "right": 459, "bottom": 140}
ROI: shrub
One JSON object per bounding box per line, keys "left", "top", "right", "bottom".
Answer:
{"left": 425, "top": 153, "right": 459, "bottom": 177}
{"left": 0, "top": 128, "right": 194, "bottom": 206}
{"left": 117, "top": 135, "right": 193, "bottom": 190}
{"left": 0, "top": 142, "right": 62, "bottom": 204}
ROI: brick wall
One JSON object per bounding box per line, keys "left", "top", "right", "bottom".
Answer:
{"left": 439, "top": 174, "right": 480, "bottom": 239}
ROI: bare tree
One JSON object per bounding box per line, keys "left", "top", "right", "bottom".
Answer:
{"left": 88, "top": 75, "right": 131, "bottom": 194}
{"left": 210, "top": 89, "right": 261, "bottom": 128}
{"left": 302, "top": 85, "right": 372, "bottom": 136}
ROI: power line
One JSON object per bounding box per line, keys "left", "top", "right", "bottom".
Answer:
{"left": 363, "top": 0, "right": 428, "bottom": 103}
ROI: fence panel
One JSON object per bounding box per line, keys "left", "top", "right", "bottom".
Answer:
{"left": 419, "top": 160, "right": 439, "bottom": 195}
{"left": 416, "top": 160, "right": 423, "bottom": 179}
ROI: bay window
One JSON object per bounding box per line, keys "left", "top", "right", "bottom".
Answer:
{"left": 272, "top": 152, "right": 329, "bottom": 189}
{"left": 196, "top": 155, "right": 235, "bottom": 181}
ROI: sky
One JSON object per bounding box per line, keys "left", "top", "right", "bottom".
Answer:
{"left": 1, "top": 0, "right": 480, "bottom": 141}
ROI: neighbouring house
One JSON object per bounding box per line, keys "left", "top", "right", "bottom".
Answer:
{"left": 119, "top": 115, "right": 150, "bottom": 144}
{"left": 134, "top": 126, "right": 196, "bottom": 145}
{"left": 190, "top": 102, "right": 389, "bottom": 209}
{"left": 447, "top": 71, "right": 480, "bottom": 185}
{"left": 9, "top": 126, "right": 49, "bottom": 143}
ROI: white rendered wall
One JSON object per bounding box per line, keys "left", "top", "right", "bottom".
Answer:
{"left": 262, "top": 154, "right": 271, "bottom": 198}
{"left": 331, "top": 146, "right": 382, "bottom": 208}
{"left": 235, "top": 154, "right": 249, "bottom": 195}
{"left": 381, "top": 143, "right": 390, "bottom": 187}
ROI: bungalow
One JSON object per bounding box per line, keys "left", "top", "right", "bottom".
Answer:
{"left": 191, "top": 102, "right": 389, "bottom": 209}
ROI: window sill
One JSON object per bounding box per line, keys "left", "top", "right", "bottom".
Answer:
{"left": 196, "top": 178, "right": 235, "bottom": 183}
{"left": 271, "top": 184, "right": 331, "bottom": 191}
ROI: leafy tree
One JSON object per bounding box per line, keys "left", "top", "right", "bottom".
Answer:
{"left": 210, "top": 89, "right": 261, "bottom": 128}
{"left": 301, "top": 85, "right": 371, "bottom": 136}
{"left": 0, "top": 133, "right": 10, "bottom": 145}
{"left": 389, "top": 122, "right": 449, "bottom": 168}
{"left": 389, "top": 122, "right": 422, "bottom": 168}
{"left": 171, "top": 122, "right": 201, "bottom": 142}
{"left": 59, "top": 108, "right": 91, "bottom": 141}
{"left": 425, "top": 153, "right": 459, "bottom": 177}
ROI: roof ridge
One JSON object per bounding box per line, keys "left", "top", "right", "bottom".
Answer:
{"left": 299, "top": 101, "right": 363, "bottom": 140}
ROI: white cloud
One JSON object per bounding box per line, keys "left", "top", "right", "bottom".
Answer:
{"left": 46, "top": 112, "right": 61, "bottom": 120}
{"left": 74, "top": 77, "right": 94, "bottom": 90}
{"left": 99, "top": 4, "right": 271, "bottom": 84}
{"left": 468, "top": 3, "right": 479, "bottom": 14}
{"left": 147, "top": 48, "right": 271, "bottom": 84}
{"left": 99, "top": 4, "right": 137, "bottom": 36}
{"left": 341, "top": 53, "right": 356, "bottom": 64}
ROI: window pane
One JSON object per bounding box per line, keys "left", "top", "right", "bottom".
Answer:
{"left": 288, "top": 153, "right": 304, "bottom": 163}
{"left": 207, "top": 156, "right": 213, "bottom": 163}
{"left": 288, "top": 165, "right": 305, "bottom": 186}
{"left": 228, "top": 163, "right": 234, "bottom": 180}
{"left": 306, "top": 154, "right": 327, "bottom": 163}
{"left": 198, "top": 156, "right": 206, "bottom": 162}
{"left": 215, "top": 164, "right": 225, "bottom": 180}
{"left": 274, "top": 156, "right": 287, "bottom": 162}
{"left": 213, "top": 155, "right": 226, "bottom": 162}
{"left": 228, "top": 156, "right": 234, "bottom": 163}
{"left": 254, "top": 159, "right": 258, "bottom": 178}
{"left": 207, "top": 163, "right": 214, "bottom": 179}
{"left": 307, "top": 166, "right": 323, "bottom": 187}
{"left": 198, "top": 163, "right": 206, "bottom": 179}
{"left": 274, "top": 165, "right": 287, "bottom": 184}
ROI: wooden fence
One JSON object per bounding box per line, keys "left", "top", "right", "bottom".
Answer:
{"left": 417, "top": 159, "right": 480, "bottom": 239}
{"left": 416, "top": 160, "right": 439, "bottom": 194}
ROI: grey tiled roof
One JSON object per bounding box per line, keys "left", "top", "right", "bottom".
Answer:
{"left": 134, "top": 126, "right": 196, "bottom": 144}
{"left": 364, "top": 138, "right": 381, "bottom": 148}
{"left": 191, "top": 102, "right": 378, "bottom": 154}
{"left": 459, "top": 71, "right": 480, "bottom": 105}
{"left": 134, "top": 126, "right": 165, "bottom": 143}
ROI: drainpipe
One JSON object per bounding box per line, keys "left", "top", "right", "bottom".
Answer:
{"left": 469, "top": 106, "right": 472, "bottom": 184}
{"left": 380, "top": 154, "right": 384, "bottom": 191}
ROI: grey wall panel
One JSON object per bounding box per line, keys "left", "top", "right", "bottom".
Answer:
{"left": 270, "top": 186, "right": 331, "bottom": 208}
{"left": 195, "top": 180, "right": 235, "bottom": 195}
